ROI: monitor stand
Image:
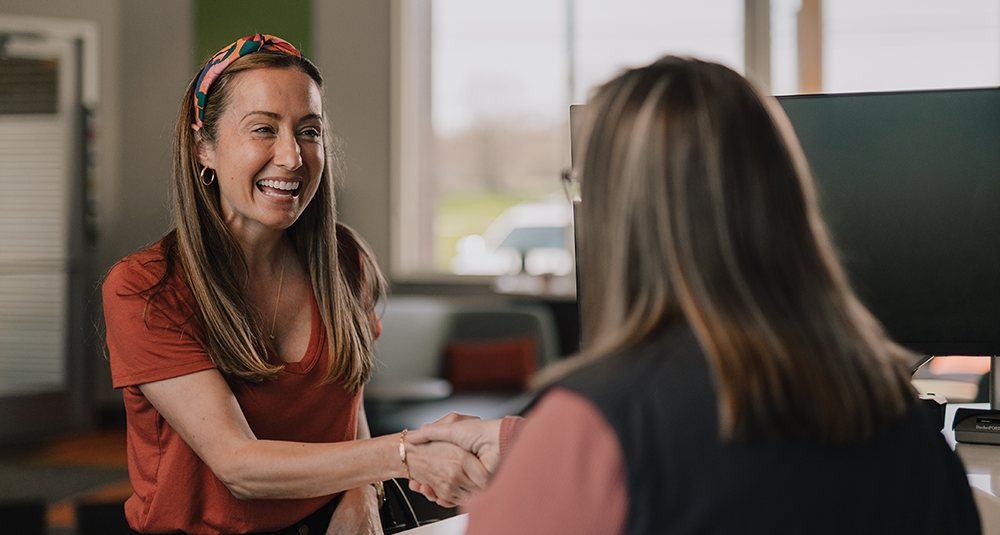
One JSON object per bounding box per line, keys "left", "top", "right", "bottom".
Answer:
{"left": 953, "top": 355, "right": 1000, "bottom": 445}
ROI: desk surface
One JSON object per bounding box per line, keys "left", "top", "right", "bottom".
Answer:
{"left": 405, "top": 514, "right": 469, "bottom": 535}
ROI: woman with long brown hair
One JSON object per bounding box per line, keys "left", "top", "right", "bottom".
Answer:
{"left": 409, "top": 56, "right": 979, "bottom": 534}
{"left": 104, "top": 35, "right": 487, "bottom": 535}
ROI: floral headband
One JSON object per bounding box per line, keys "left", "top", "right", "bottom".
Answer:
{"left": 192, "top": 33, "right": 302, "bottom": 128}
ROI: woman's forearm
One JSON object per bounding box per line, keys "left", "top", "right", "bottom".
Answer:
{"left": 219, "top": 432, "right": 487, "bottom": 504}
{"left": 140, "top": 369, "right": 487, "bottom": 503}
{"left": 216, "top": 433, "right": 404, "bottom": 500}
{"left": 139, "top": 370, "right": 411, "bottom": 501}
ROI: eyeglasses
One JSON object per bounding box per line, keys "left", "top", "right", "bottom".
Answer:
{"left": 561, "top": 167, "right": 581, "bottom": 204}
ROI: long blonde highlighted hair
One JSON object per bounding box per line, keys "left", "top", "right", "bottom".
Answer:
{"left": 571, "top": 56, "right": 915, "bottom": 443}
{"left": 153, "top": 50, "right": 385, "bottom": 394}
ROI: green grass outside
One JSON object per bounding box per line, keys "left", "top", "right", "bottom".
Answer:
{"left": 434, "top": 191, "right": 549, "bottom": 271}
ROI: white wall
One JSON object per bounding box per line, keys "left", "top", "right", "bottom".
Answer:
{"left": 113, "top": 1, "right": 194, "bottom": 268}
{"left": 313, "top": 0, "right": 393, "bottom": 265}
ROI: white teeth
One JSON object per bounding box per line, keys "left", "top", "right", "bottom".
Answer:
{"left": 258, "top": 179, "right": 301, "bottom": 192}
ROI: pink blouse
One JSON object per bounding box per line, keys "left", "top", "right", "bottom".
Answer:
{"left": 463, "top": 388, "right": 629, "bottom": 535}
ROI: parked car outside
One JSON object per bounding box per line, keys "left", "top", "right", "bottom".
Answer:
{"left": 449, "top": 196, "right": 574, "bottom": 278}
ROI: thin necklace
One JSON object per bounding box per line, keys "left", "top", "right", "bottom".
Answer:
{"left": 270, "top": 248, "right": 286, "bottom": 340}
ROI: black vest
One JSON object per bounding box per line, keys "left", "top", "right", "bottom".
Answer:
{"left": 557, "top": 324, "right": 980, "bottom": 535}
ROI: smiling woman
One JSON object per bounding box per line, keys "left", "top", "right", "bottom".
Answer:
{"left": 102, "top": 34, "right": 492, "bottom": 535}
{"left": 196, "top": 67, "right": 324, "bottom": 242}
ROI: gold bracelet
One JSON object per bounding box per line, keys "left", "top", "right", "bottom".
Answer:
{"left": 372, "top": 480, "right": 385, "bottom": 509}
{"left": 399, "top": 429, "right": 411, "bottom": 479}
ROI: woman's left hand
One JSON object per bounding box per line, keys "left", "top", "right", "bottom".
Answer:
{"left": 326, "top": 486, "right": 383, "bottom": 535}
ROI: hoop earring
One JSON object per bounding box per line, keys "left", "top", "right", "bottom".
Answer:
{"left": 200, "top": 166, "right": 215, "bottom": 186}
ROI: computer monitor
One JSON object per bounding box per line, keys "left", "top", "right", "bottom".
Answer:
{"left": 778, "top": 88, "right": 1000, "bottom": 357}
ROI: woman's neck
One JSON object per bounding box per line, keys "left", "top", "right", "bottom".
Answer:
{"left": 229, "top": 224, "right": 286, "bottom": 275}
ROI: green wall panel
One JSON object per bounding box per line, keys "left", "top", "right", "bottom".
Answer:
{"left": 195, "top": 0, "right": 311, "bottom": 66}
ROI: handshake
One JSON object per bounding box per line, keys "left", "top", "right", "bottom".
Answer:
{"left": 400, "top": 413, "right": 509, "bottom": 508}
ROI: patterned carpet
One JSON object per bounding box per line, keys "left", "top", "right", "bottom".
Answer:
{"left": 0, "top": 424, "right": 130, "bottom": 534}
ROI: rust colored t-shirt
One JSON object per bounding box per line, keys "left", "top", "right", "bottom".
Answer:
{"left": 105, "top": 242, "right": 363, "bottom": 535}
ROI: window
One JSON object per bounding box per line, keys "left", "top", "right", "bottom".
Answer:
{"left": 394, "top": 0, "right": 1000, "bottom": 291}
{"left": 822, "top": 0, "right": 1000, "bottom": 93}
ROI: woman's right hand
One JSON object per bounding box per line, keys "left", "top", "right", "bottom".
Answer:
{"left": 408, "top": 418, "right": 503, "bottom": 473}
{"left": 403, "top": 438, "right": 490, "bottom": 507}
{"left": 404, "top": 417, "right": 504, "bottom": 506}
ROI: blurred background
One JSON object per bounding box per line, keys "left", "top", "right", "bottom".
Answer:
{"left": 1, "top": 0, "right": 997, "bottom": 432}
{"left": 0, "top": 0, "right": 998, "bottom": 532}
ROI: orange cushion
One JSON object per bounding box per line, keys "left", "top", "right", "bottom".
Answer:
{"left": 445, "top": 337, "right": 538, "bottom": 391}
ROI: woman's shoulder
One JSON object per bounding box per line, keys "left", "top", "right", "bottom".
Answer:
{"left": 560, "top": 324, "right": 705, "bottom": 396}
{"left": 104, "top": 238, "right": 182, "bottom": 295}
{"left": 103, "top": 236, "right": 200, "bottom": 332}
{"left": 554, "top": 323, "right": 715, "bottom": 434}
